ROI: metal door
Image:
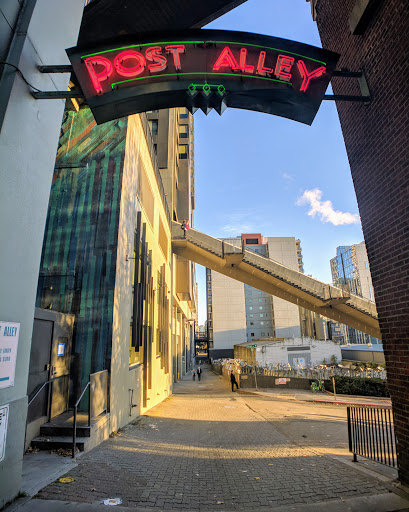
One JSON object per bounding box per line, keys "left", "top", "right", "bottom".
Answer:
{"left": 50, "top": 334, "right": 72, "bottom": 418}
{"left": 27, "top": 319, "right": 53, "bottom": 423}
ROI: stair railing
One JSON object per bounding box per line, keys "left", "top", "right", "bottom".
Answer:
{"left": 72, "top": 381, "right": 90, "bottom": 458}
{"left": 28, "top": 380, "right": 53, "bottom": 421}
{"left": 72, "top": 369, "right": 109, "bottom": 458}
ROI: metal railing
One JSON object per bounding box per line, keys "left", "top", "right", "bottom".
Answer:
{"left": 347, "top": 405, "right": 398, "bottom": 468}
{"left": 72, "top": 381, "right": 89, "bottom": 458}
{"left": 28, "top": 380, "right": 52, "bottom": 408}
{"left": 218, "top": 360, "right": 387, "bottom": 380}
{"left": 27, "top": 380, "right": 53, "bottom": 422}
{"left": 72, "top": 369, "right": 108, "bottom": 458}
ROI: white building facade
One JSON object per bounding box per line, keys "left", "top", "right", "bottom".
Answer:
{"left": 207, "top": 234, "right": 322, "bottom": 359}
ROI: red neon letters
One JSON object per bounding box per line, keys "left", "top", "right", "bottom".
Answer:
{"left": 297, "top": 60, "right": 326, "bottom": 92}
{"left": 85, "top": 45, "right": 186, "bottom": 93}
{"left": 83, "top": 43, "right": 326, "bottom": 95}
{"left": 84, "top": 56, "right": 113, "bottom": 94}
{"left": 114, "top": 50, "right": 145, "bottom": 77}
{"left": 274, "top": 55, "right": 294, "bottom": 82}
{"left": 211, "top": 46, "right": 325, "bottom": 90}
{"left": 257, "top": 51, "right": 273, "bottom": 76}
{"left": 146, "top": 46, "right": 167, "bottom": 73}
{"left": 165, "top": 45, "right": 185, "bottom": 69}
{"left": 240, "top": 48, "right": 254, "bottom": 73}
{"left": 213, "top": 46, "right": 240, "bottom": 71}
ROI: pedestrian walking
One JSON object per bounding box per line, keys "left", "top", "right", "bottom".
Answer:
{"left": 181, "top": 219, "right": 187, "bottom": 232}
{"left": 192, "top": 368, "right": 196, "bottom": 381}
{"left": 230, "top": 371, "right": 239, "bottom": 392}
{"left": 197, "top": 366, "right": 202, "bottom": 381}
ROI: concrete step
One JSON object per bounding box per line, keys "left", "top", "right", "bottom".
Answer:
{"left": 40, "top": 424, "right": 91, "bottom": 437}
{"left": 31, "top": 435, "right": 89, "bottom": 452}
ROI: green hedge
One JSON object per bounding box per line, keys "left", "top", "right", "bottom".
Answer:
{"left": 326, "top": 376, "right": 389, "bottom": 398}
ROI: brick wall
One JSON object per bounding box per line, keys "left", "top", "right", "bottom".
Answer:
{"left": 314, "top": 0, "right": 409, "bottom": 483}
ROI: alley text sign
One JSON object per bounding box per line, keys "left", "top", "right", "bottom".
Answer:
{"left": 0, "top": 321, "right": 20, "bottom": 389}
{"left": 67, "top": 29, "right": 339, "bottom": 125}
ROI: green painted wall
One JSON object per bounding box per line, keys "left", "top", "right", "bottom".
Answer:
{"left": 36, "top": 108, "right": 127, "bottom": 400}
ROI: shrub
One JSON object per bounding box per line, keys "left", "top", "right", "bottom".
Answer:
{"left": 326, "top": 376, "right": 389, "bottom": 397}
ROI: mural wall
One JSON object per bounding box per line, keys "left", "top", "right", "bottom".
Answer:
{"left": 36, "top": 108, "right": 127, "bottom": 398}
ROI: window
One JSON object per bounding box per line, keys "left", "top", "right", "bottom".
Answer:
{"left": 245, "top": 238, "right": 258, "bottom": 244}
{"left": 260, "top": 321, "right": 264, "bottom": 325}
{"left": 251, "top": 333, "right": 255, "bottom": 337}
{"left": 261, "top": 332, "right": 265, "bottom": 337}
{"left": 259, "top": 306, "right": 263, "bottom": 310}
{"left": 260, "top": 314, "right": 264, "bottom": 318}
{"left": 250, "top": 322, "right": 254, "bottom": 326}
{"left": 148, "top": 119, "right": 158, "bottom": 135}
{"left": 249, "top": 306, "right": 253, "bottom": 310}
{"left": 179, "top": 144, "right": 188, "bottom": 159}
{"left": 129, "top": 323, "right": 140, "bottom": 365}
{"left": 248, "top": 299, "right": 252, "bottom": 303}
{"left": 258, "top": 299, "right": 262, "bottom": 302}
{"left": 249, "top": 314, "right": 253, "bottom": 318}
{"left": 179, "top": 125, "right": 188, "bottom": 138}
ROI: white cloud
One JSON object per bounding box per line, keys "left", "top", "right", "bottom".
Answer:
{"left": 220, "top": 210, "right": 258, "bottom": 235}
{"left": 296, "top": 188, "right": 360, "bottom": 226}
{"left": 282, "top": 172, "right": 294, "bottom": 182}
{"left": 221, "top": 223, "right": 254, "bottom": 234}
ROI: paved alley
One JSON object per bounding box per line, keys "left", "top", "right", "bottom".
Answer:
{"left": 20, "top": 367, "right": 409, "bottom": 511}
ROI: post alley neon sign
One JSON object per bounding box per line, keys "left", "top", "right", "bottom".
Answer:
{"left": 67, "top": 29, "right": 339, "bottom": 125}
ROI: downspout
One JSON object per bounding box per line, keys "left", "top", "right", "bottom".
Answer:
{"left": 0, "top": 0, "right": 38, "bottom": 133}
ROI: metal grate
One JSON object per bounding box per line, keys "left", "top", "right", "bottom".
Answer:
{"left": 347, "top": 405, "right": 398, "bottom": 468}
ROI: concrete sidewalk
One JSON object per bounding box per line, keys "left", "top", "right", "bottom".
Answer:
{"left": 7, "top": 367, "right": 409, "bottom": 511}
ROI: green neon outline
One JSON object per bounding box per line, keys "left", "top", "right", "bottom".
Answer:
{"left": 80, "top": 40, "right": 326, "bottom": 66}
{"left": 111, "top": 72, "right": 292, "bottom": 89}
{"left": 80, "top": 41, "right": 205, "bottom": 59}
{"left": 189, "top": 83, "right": 224, "bottom": 89}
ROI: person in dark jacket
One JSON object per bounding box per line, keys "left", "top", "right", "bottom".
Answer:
{"left": 197, "top": 366, "right": 202, "bottom": 381}
{"left": 230, "top": 371, "right": 239, "bottom": 392}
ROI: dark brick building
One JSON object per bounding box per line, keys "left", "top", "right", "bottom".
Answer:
{"left": 310, "top": 0, "right": 409, "bottom": 483}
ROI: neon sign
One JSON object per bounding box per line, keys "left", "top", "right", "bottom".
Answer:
{"left": 67, "top": 29, "right": 339, "bottom": 125}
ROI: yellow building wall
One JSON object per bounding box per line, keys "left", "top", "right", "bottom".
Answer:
{"left": 110, "top": 114, "right": 173, "bottom": 431}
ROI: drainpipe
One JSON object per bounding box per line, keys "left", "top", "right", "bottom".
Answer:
{"left": 0, "top": 0, "right": 38, "bottom": 133}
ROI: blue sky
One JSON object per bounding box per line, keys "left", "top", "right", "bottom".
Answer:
{"left": 194, "top": 0, "right": 364, "bottom": 324}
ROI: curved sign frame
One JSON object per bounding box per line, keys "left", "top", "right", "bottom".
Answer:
{"left": 67, "top": 29, "right": 339, "bottom": 125}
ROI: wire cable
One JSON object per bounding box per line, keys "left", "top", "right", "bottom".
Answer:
{"left": 0, "top": 61, "right": 42, "bottom": 92}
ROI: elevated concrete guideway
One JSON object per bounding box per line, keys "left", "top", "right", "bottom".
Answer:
{"left": 171, "top": 222, "right": 381, "bottom": 339}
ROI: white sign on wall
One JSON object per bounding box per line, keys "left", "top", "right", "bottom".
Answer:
{"left": 0, "top": 404, "right": 9, "bottom": 463}
{"left": 0, "top": 321, "right": 20, "bottom": 389}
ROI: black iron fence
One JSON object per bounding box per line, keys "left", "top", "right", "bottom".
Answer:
{"left": 347, "top": 405, "right": 398, "bottom": 468}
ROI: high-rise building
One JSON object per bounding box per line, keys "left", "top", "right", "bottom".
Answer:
{"left": 330, "top": 242, "right": 380, "bottom": 344}
{"left": 207, "top": 234, "right": 324, "bottom": 359}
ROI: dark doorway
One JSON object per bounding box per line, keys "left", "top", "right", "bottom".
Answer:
{"left": 26, "top": 309, "right": 74, "bottom": 445}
